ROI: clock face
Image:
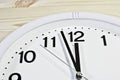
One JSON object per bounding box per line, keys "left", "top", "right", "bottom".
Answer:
{"left": 0, "top": 12, "right": 120, "bottom": 80}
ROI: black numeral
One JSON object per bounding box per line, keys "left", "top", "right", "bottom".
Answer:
{"left": 101, "top": 35, "right": 107, "bottom": 46}
{"left": 19, "top": 50, "right": 36, "bottom": 63}
{"left": 43, "top": 37, "right": 48, "bottom": 47}
{"left": 9, "top": 73, "right": 21, "bottom": 80}
{"left": 51, "top": 37, "right": 56, "bottom": 47}
{"left": 68, "top": 32, "right": 73, "bottom": 42}
{"left": 43, "top": 37, "right": 56, "bottom": 47}
{"left": 68, "top": 31, "right": 85, "bottom": 42}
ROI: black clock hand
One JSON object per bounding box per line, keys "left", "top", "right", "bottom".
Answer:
{"left": 60, "top": 31, "right": 82, "bottom": 71}
{"left": 74, "top": 43, "right": 81, "bottom": 72}
{"left": 74, "top": 43, "right": 82, "bottom": 79}
{"left": 60, "top": 31, "right": 83, "bottom": 80}
{"left": 74, "top": 43, "right": 89, "bottom": 80}
{"left": 60, "top": 31, "right": 77, "bottom": 71}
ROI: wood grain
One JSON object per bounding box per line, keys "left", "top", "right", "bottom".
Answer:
{"left": 0, "top": 0, "right": 120, "bottom": 42}
{"left": 15, "top": 0, "right": 37, "bottom": 8}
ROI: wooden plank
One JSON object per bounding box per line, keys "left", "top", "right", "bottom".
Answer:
{"left": 1, "top": 0, "right": 120, "bottom": 8}
{"left": 1, "top": 6, "right": 120, "bottom": 30}
{"left": 1, "top": 0, "right": 120, "bottom": 41}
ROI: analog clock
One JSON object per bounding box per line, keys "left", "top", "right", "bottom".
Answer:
{"left": 0, "top": 12, "right": 120, "bottom": 80}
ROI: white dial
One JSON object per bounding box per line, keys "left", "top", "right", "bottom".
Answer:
{"left": 0, "top": 12, "right": 120, "bottom": 80}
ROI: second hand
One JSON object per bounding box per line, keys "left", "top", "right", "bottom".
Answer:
{"left": 40, "top": 44, "right": 75, "bottom": 71}
{"left": 40, "top": 45, "right": 88, "bottom": 80}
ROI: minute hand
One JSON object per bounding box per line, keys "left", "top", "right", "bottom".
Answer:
{"left": 60, "top": 31, "right": 81, "bottom": 72}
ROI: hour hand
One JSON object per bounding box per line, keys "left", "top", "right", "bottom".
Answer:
{"left": 74, "top": 43, "right": 81, "bottom": 72}
{"left": 74, "top": 43, "right": 82, "bottom": 79}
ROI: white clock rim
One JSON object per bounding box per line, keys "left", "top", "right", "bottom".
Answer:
{"left": 0, "top": 12, "right": 120, "bottom": 59}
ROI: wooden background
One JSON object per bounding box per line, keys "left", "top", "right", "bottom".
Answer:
{"left": 0, "top": 0, "right": 120, "bottom": 42}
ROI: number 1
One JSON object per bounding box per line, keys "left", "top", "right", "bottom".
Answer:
{"left": 101, "top": 35, "right": 107, "bottom": 46}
